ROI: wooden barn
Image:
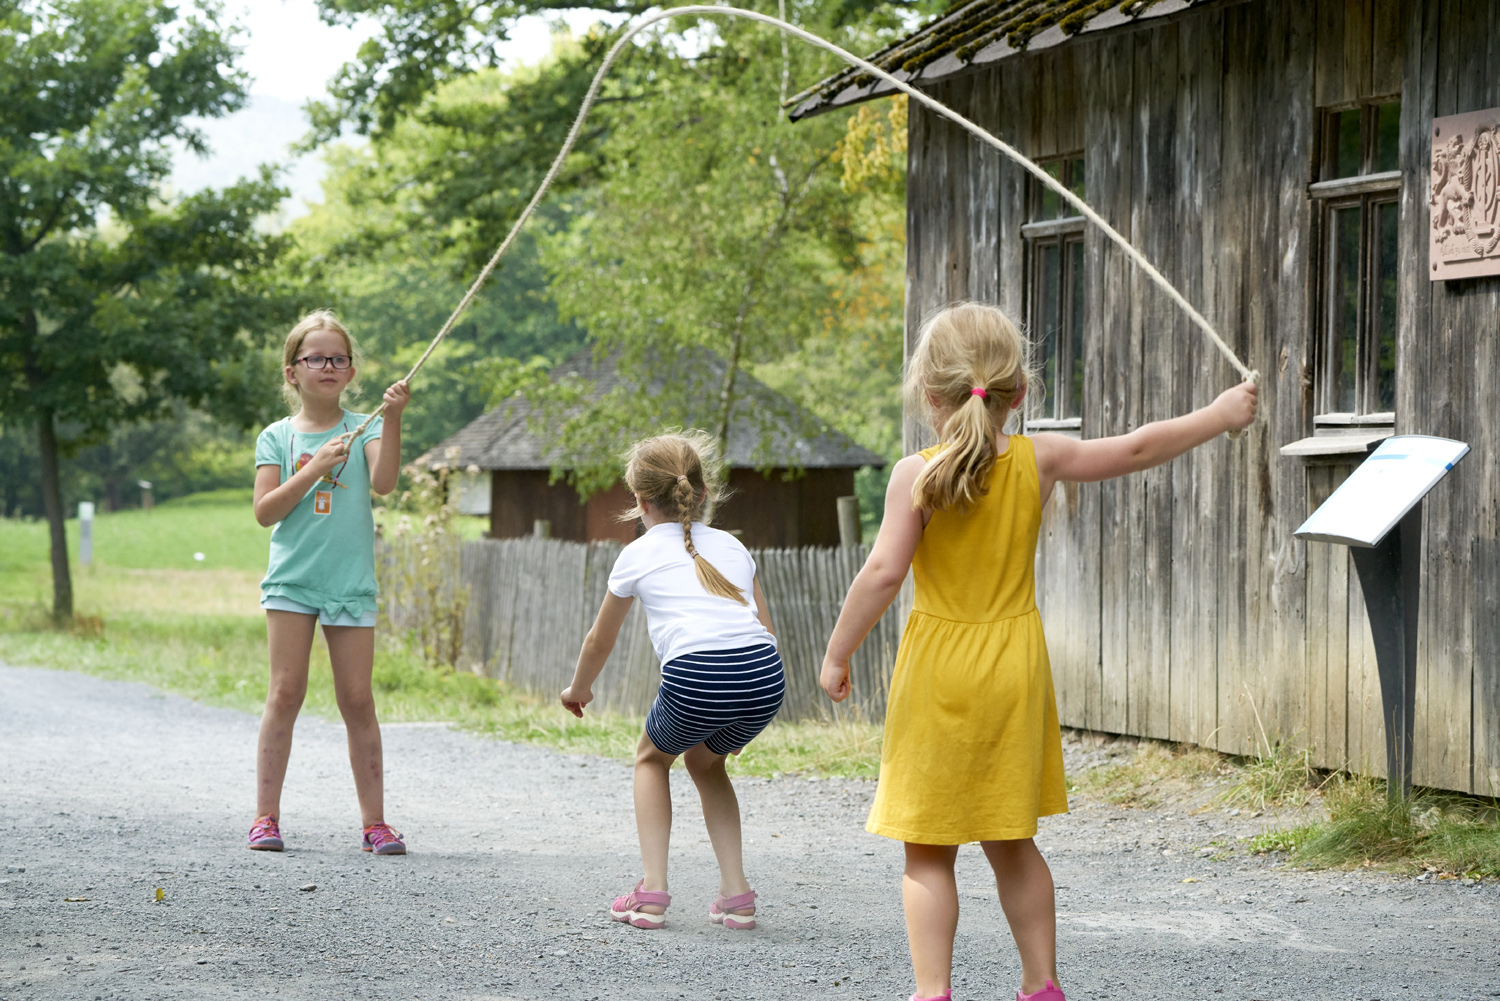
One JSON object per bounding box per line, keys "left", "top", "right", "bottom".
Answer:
{"left": 792, "top": 0, "right": 1500, "bottom": 795}
{"left": 424, "top": 350, "right": 885, "bottom": 549}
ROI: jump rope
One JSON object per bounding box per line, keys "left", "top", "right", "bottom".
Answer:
{"left": 342, "top": 5, "right": 1258, "bottom": 450}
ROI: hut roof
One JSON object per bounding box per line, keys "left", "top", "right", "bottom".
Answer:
{"left": 788, "top": 0, "right": 1221, "bottom": 120}
{"left": 423, "top": 349, "right": 887, "bottom": 472}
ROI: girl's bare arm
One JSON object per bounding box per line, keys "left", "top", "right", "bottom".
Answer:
{"left": 561, "top": 592, "right": 634, "bottom": 716}
{"left": 367, "top": 380, "right": 410, "bottom": 496}
{"left": 819, "top": 454, "right": 927, "bottom": 701}
{"left": 1033, "top": 380, "right": 1257, "bottom": 503}
{"left": 252, "top": 438, "right": 350, "bottom": 527}
{"left": 752, "top": 577, "right": 775, "bottom": 638}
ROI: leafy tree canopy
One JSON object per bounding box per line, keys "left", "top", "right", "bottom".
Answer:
{"left": 0, "top": 0, "right": 305, "bottom": 619}
{"left": 309, "top": 0, "right": 938, "bottom": 139}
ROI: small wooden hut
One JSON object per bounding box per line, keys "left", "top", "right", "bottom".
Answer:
{"left": 424, "top": 351, "right": 885, "bottom": 549}
{"left": 793, "top": 0, "right": 1499, "bottom": 795}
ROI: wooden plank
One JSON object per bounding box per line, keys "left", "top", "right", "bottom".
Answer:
{"left": 1369, "top": 0, "right": 1403, "bottom": 97}
{"left": 1327, "top": 504, "right": 1352, "bottom": 769}
{"left": 1037, "top": 49, "right": 1059, "bottom": 160}
{"left": 1091, "top": 26, "right": 1135, "bottom": 735}
{"left": 1416, "top": 0, "right": 1480, "bottom": 792}
{"left": 1473, "top": 0, "right": 1500, "bottom": 799}
{"left": 1268, "top": 0, "right": 1317, "bottom": 757}
{"left": 1130, "top": 20, "right": 1179, "bottom": 741}
{"left": 1304, "top": 468, "right": 1332, "bottom": 759}
{"left": 1211, "top": 1, "right": 1256, "bottom": 757}
{"left": 1347, "top": 537, "right": 1386, "bottom": 778}
{"left": 1389, "top": 0, "right": 1433, "bottom": 782}
{"left": 1314, "top": 0, "right": 1347, "bottom": 107}
{"left": 1056, "top": 44, "right": 1082, "bottom": 155}
{"left": 1343, "top": 0, "right": 1374, "bottom": 103}
{"left": 968, "top": 56, "right": 1001, "bottom": 303}
{"left": 1178, "top": 6, "right": 1227, "bottom": 748}
{"left": 997, "top": 56, "right": 1030, "bottom": 327}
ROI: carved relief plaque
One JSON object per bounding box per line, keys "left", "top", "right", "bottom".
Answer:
{"left": 1430, "top": 108, "right": 1500, "bottom": 280}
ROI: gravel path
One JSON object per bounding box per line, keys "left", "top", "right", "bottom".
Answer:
{"left": 2, "top": 663, "right": 1496, "bottom": 1001}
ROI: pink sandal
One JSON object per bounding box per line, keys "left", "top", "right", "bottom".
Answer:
{"left": 709, "top": 888, "right": 757, "bottom": 930}
{"left": 610, "top": 880, "right": 671, "bottom": 929}
{"left": 911, "top": 992, "right": 951, "bottom": 1001}
{"left": 1018, "top": 982, "right": 1065, "bottom": 1001}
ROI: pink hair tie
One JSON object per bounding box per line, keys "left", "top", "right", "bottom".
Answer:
{"left": 971, "top": 387, "right": 987, "bottom": 399}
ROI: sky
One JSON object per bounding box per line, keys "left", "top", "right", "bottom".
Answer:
{"left": 169, "top": 1, "right": 608, "bottom": 215}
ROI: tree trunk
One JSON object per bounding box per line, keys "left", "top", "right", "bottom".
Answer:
{"left": 36, "top": 408, "right": 73, "bottom": 625}
{"left": 714, "top": 298, "right": 751, "bottom": 456}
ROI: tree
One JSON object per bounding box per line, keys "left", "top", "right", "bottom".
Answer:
{"left": 534, "top": 2, "right": 889, "bottom": 487}
{"left": 290, "top": 136, "right": 586, "bottom": 461}
{"left": 308, "top": 0, "right": 933, "bottom": 140}
{"left": 0, "top": 1, "right": 299, "bottom": 622}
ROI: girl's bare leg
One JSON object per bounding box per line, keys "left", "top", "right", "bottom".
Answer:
{"left": 980, "top": 838, "right": 1059, "bottom": 995}
{"left": 256, "top": 611, "right": 316, "bottom": 820}
{"left": 903, "top": 842, "right": 961, "bottom": 998}
{"left": 633, "top": 731, "right": 678, "bottom": 913}
{"left": 682, "top": 743, "right": 752, "bottom": 909}
{"left": 324, "top": 624, "right": 383, "bottom": 828}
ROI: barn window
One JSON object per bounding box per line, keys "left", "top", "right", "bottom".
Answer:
{"left": 1310, "top": 100, "right": 1401, "bottom": 422}
{"left": 1023, "top": 156, "right": 1086, "bottom": 430}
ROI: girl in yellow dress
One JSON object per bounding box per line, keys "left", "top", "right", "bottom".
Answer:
{"left": 821, "top": 302, "right": 1257, "bottom": 1001}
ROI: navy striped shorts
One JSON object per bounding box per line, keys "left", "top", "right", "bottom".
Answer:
{"left": 645, "top": 644, "right": 785, "bottom": 756}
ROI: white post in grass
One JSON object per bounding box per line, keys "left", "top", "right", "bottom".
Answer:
{"left": 78, "top": 501, "right": 95, "bottom": 567}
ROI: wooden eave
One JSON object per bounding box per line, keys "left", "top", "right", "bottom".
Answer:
{"left": 788, "top": 0, "right": 1248, "bottom": 121}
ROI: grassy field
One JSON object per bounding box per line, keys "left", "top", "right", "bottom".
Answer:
{"left": 0, "top": 493, "right": 879, "bottom": 779}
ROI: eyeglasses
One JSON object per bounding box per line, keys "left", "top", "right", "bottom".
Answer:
{"left": 296, "top": 354, "right": 352, "bottom": 371}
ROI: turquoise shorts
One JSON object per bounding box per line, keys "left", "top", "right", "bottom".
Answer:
{"left": 260, "top": 595, "right": 377, "bottom": 628}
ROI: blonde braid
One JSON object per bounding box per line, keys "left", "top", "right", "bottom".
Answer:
{"left": 676, "top": 474, "right": 700, "bottom": 559}
{"left": 621, "top": 431, "right": 749, "bottom": 606}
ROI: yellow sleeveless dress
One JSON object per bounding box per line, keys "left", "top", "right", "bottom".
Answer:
{"left": 866, "top": 435, "right": 1068, "bottom": 844}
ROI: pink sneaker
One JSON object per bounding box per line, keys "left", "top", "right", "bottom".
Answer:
{"left": 361, "top": 822, "right": 406, "bottom": 855}
{"left": 247, "top": 815, "right": 283, "bottom": 851}
{"left": 610, "top": 880, "right": 671, "bottom": 929}
{"left": 1018, "top": 981, "right": 1065, "bottom": 1001}
{"left": 911, "top": 992, "right": 951, "bottom": 1001}
{"left": 709, "top": 889, "right": 756, "bottom": 930}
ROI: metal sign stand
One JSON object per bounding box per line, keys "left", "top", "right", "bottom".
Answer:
{"left": 1346, "top": 504, "right": 1422, "bottom": 799}
{"left": 1293, "top": 435, "right": 1470, "bottom": 801}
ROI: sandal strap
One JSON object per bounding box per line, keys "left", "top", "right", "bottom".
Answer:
{"left": 628, "top": 879, "right": 671, "bottom": 908}
{"left": 715, "top": 889, "right": 756, "bottom": 910}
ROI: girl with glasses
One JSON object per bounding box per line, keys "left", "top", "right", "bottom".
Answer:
{"left": 247, "top": 309, "right": 412, "bottom": 856}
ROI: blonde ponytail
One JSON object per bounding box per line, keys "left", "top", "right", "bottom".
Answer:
{"left": 906, "top": 303, "right": 1031, "bottom": 511}
{"left": 622, "top": 431, "right": 748, "bottom": 606}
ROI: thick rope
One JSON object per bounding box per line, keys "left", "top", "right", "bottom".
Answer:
{"left": 346, "top": 5, "right": 1256, "bottom": 445}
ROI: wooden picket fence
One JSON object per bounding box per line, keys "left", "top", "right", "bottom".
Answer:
{"left": 380, "top": 536, "right": 910, "bottom": 722}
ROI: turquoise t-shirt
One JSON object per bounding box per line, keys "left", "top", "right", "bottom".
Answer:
{"left": 254, "top": 411, "right": 385, "bottom": 620}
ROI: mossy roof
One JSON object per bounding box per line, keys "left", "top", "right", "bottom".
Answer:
{"left": 788, "top": 0, "right": 1221, "bottom": 120}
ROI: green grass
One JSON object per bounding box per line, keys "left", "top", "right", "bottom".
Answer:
{"left": 0, "top": 611, "right": 879, "bottom": 778}
{"left": 1216, "top": 738, "right": 1318, "bottom": 811}
{"left": 0, "top": 492, "right": 878, "bottom": 778}
{"left": 1248, "top": 775, "right": 1500, "bottom": 878}
{"left": 0, "top": 495, "right": 272, "bottom": 600}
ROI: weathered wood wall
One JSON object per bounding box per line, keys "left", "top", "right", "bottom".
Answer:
{"left": 903, "top": 0, "right": 1499, "bottom": 794}
{"left": 387, "top": 537, "right": 911, "bottom": 724}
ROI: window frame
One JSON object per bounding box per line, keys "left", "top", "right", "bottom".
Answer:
{"left": 1022, "top": 155, "right": 1087, "bottom": 433}
{"left": 1310, "top": 99, "right": 1402, "bottom": 425}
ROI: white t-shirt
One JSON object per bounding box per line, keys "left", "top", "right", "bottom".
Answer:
{"left": 608, "top": 522, "right": 776, "bottom": 664}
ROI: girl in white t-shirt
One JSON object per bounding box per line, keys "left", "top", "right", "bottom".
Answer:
{"left": 562, "top": 431, "right": 783, "bottom": 932}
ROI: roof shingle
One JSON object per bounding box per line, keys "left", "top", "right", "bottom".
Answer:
{"left": 788, "top": 0, "right": 1213, "bottom": 120}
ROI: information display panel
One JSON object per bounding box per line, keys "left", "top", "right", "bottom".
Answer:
{"left": 1293, "top": 436, "right": 1469, "bottom": 547}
